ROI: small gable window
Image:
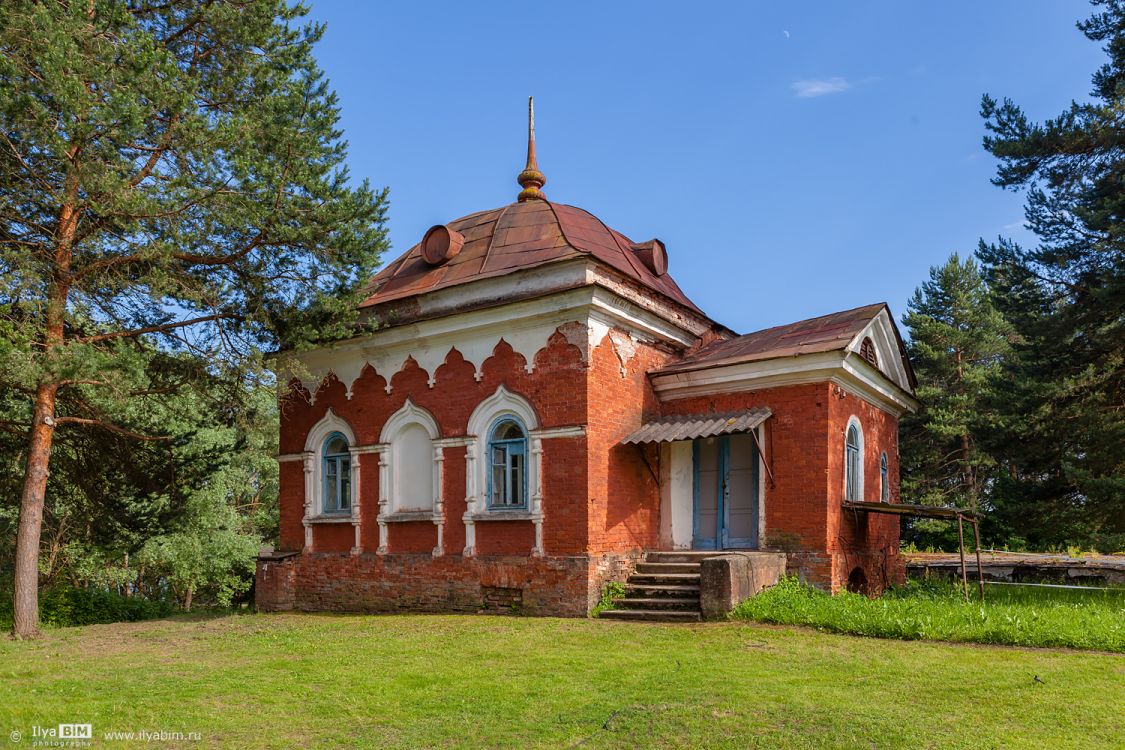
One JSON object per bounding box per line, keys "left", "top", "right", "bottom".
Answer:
{"left": 880, "top": 452, "right": 890, "bottom": 502}
{"left": 488, "top": 417, "right": 528, "bottom": 508}
{"left": 845, "top": 422, "right": 862, "bottom": 502}
{"left": 322, "top": 432, "right": 352, "bottom": 514}
{"left": 859, "top": 337, "right": 878, "bottom": 368}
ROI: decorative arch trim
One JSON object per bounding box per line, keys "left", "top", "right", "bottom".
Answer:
{"left": 380, "top": 399, "right": 441, "bottom": 443}
{"left": 467, "top": 385, "right": 539, "bottom": 437}
{"left": 304, "top": 408, "right": 356, "bottom": 452}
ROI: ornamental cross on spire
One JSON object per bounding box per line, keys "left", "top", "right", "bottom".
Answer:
{"left": 517, "top": 96, "right": 546, "bottom": 202}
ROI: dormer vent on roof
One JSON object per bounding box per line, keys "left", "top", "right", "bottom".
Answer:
{"left": 420, "top": 224, "right": 464, "bottom": 266}
{"left": 630, "top": 239, "right": 668, "bottom": 277}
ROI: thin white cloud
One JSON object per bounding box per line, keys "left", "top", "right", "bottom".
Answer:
{"left": 791, "top": 77, "right": 851, "bottom": 98}
{"left": 783, "top": 30, "right": 790, "bottom": 39}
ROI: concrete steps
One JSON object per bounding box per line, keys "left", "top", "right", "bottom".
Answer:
{"left": 598, "top": 609, "right": 701, "bottom": 623}
{"left": 600, "top": 550, "right": 707, "bottom": 623}
{"left": 634, "top": 562, "right": 699, "bottom": 574}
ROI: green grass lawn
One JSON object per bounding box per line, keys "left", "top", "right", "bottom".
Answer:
{"left": 732, "top": 578, "right": 1125, "bottom": 652}
{"left": 2, "top": 613, "right": 1122, "bottom": 749}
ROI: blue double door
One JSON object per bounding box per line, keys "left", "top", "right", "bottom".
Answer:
{"left": 692, "top": 433, "right": 760, "bottom": 550}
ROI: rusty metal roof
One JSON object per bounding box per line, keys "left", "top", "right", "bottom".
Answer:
{"left": 621, "top": 408, "right": 772, "bottom": 444}
{"left": 358, "top": 200, "right": 703, "bottom": 314}
{"left": 656, "top": 303, "right": 915, "bottom": 387}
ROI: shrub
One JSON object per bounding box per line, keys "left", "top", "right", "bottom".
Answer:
{"left": 591, "top": 581, "right": 626, "bottom": 617}
{"left": 38, "top": 587, "right": 176, "bottom": 627}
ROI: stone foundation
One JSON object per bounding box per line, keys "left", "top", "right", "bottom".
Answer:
{"left": 255, "top": 550, "right": 644, "bottom": 617}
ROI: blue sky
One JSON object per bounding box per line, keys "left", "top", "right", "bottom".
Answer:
{"left": 305, "top": 1, "right": 1102, "bottom": 335}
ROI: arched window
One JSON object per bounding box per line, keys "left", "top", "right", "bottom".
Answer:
{"left": 845, "top": 422, "right": 862, "bottom": 501}
{"left": 322, "top": 432, "right": 351, "bottom": 513}
{"left": 488, "top": 417, "right": 528, "bottom": 508}
{"left": 880, "top": 452, "right": 890, "bottom": 502}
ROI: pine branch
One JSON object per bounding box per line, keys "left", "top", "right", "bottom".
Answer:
{"left": 54, "top": 416, "right": 170, "bottom": 442}
{"left": 72, "top": 313, "right": 233, "bottom": 344}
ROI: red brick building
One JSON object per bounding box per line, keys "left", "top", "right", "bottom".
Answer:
{"left": 256, "top": 103, "right": 918, "bottom": 617}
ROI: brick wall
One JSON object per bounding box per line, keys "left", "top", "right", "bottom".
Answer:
{"left": 660, "top": 382, "right": 833, "bottom": 555}
{"left": 269, "top": 318, "right": 908, "bottom": 613}
{"left": 255, "top": 554, "right": 297, "bottom": 611}
{"left": 584, "top": 332, "right": 675, "bottom": 555}
{"left": 656, "top": 381, "right": 904, "bottom": 592}
{"left": 828, "top": 385, "right": 906, "bottom": 592}
{"left": 278, "top": 331, "right": 591, "bottom": 558}
{"left": 270, "top": 327, "right": 605, "bottom": 616}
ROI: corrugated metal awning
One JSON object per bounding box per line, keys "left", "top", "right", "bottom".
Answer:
{"left": 621, "top": 408, "right": 772, "bottom": 445}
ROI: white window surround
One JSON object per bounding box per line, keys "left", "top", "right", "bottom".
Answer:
{"left": 844, "top": 415, "right": 864, "bottom": 502}
{"left": 375, "top": 399, "right": 445, "bottom": 557}
{"left": 301, "top": 408, "right": 362, "bottom": 554}
{"left": 463, "top": 385, "right": 544, "bottom": 557}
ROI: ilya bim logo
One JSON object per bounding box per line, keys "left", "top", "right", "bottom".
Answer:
{"left": 10, "top": 723, "right": 93, "bottom": 746}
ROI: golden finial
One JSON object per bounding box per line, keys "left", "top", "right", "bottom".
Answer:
{"left": 517, "top": 96, "right": 546, "bottom": 202}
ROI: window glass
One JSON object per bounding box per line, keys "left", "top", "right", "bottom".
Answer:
{"left": 323, "top": 432, "right": 351, "bottom": 513}
{"left": 880, "top": 453, "right": 889, "bottom": 502}
{"left": 845, "top": 424, "right": 861, "bottom": 501}
{"left": 488, "top": 417, "right": 528, "bottom": 508}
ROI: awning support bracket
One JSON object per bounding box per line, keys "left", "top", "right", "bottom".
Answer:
{"left": 634, "top": 444, "right": 660, "bottom": 485}
{"left": 749, "top": 427, "right": 776, "bottom": 489}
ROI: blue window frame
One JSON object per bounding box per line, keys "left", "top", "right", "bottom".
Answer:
{"left": 845, "top": 424, "right": 861, "bottom": 501}
{"left": 880, "top": 452, "right": 889, "bottom": 502}
{"left": 487, "top": 417, "right": 528, "bottom": 509}
{"left": 322, "top": 432, "right": 351, "bottom": 514}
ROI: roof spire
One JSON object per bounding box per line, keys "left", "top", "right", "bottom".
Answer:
{"left": 517, "top": 96, "right": 547, "bottom": 202}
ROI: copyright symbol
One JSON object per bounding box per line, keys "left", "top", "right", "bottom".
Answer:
{"left": 8, "top": 730, "right": 20, "bottom": 743}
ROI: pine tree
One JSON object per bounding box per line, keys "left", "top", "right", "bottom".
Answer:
{"left": 901, "top": 255, "right": 1011, "bottom": 546}
{"left": 0, "top": 1, "right": 388, "bottom": 637}
{"left": 978, "top": 0, "right": 1125, "bottom": 549}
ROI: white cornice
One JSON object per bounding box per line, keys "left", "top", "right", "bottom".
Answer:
{"left": 287, "top": 281, "right": 702, "bottom": 399}
{"left": 652, "top": 350, "right": 919, "bottom": 416}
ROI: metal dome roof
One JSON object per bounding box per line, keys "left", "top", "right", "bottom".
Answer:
{"left": 358, "top": 198, "right": 702, "bottom": 314}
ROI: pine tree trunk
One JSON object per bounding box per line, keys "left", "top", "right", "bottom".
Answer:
{"left": 12, "top": 383, "right": 59, "bottom": 638}
{"left": 954, "top": 347, "right": 976, "bottom": 507}
{"left": 961, "top": 432, "right": 976, "bottom": 508}
{"left": 12, "top": 172, "right": 77, "bottom": 639}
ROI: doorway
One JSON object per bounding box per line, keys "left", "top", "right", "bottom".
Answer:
{"left": 692, "top": 433, "right": 760, "bottom": 550}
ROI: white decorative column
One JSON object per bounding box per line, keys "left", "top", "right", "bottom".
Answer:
{"left": 462, "top": 442, "right": 478, "bottom": 557}
{"left": 348, "top": 446, "right": 363, "bottom": 555}
{"left": 432, "top": 445, "right": 445, "bottom": 557}
{"left": 530, "top": 435, "right": 545, "bottom": 557}
{"left": 376, "top": 449, "right": 390, "bottom": 555}
{"left": 301, "top": 452, "right": 315, "bottom": 551}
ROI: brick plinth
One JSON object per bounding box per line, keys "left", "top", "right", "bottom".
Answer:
{"left": 258, "top": 551, "right": 638, "bottom": 617}
{"left": 255, "top": 553, "right": 298, "bottom": 612}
